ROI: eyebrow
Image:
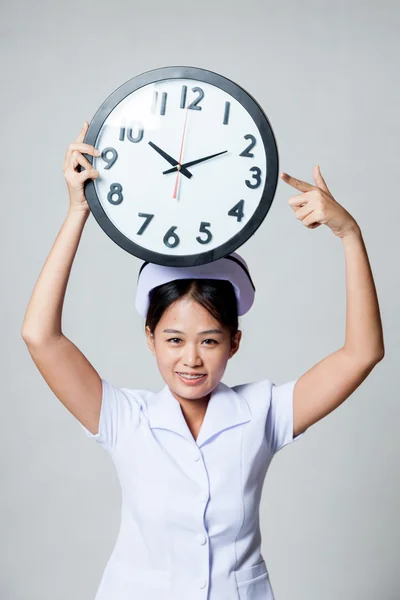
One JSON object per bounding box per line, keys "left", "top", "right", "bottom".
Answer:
{"left": 162, "top": 328, "right": 224, "bottom": 335}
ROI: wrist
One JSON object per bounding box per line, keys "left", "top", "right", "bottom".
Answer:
{"left": 67, "top": 207, "right": 91, "bottom": 220}
{"left": 339, "top": 220, "right": 361, "bottom": 241}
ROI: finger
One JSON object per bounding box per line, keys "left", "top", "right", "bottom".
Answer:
{"left": 78, "top": 168, "right": 99, "bottom": 183}
{"left": 75, "top": 122, "right": 88, "bottom": 144}
{"left": 63, "top": 140, "right": 99, "bottom": 173}
{"left": 288, "top": 191, "right": 315, "bottom": 207}
{"left": 294, "top": 204, "right": 315, "bottom": 221}
{"left": 64, "top": 148, "right": 92, "bottom": 173}
{"left": 302, "top": 212, "right": 321, "bottom": 228}
{"left": 313, "top": 164, "right": 331, "bottom": 195}
{"left": 70, "top": 150, "right": 94, "bottom": 172}
{"left": 68, "top": 142, "right": 101, "bottom": 157}
{"left": 280, "top": 172, "right": 315, "bottom": 193}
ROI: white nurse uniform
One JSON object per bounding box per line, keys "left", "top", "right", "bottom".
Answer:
{"left": 79, "top": 377, "right": 306, "bottom": 600}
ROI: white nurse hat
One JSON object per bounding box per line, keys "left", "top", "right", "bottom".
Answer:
{"left": 135, "top": 252, "right": 256, "bottom": 318}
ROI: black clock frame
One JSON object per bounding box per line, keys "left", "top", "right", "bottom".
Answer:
{"left": 82, "top": 65, "right": 279, "bottom": 267}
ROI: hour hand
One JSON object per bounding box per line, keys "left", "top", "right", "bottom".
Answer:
{"left": 162, "top": 151, "right": 228, "bottom": 175}
{"left": 148, "top": 141, "right": 192, "bottom": 179}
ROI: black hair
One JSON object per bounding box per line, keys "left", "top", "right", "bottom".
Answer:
{"left": 145, "top": 279, "right": 239, "bottom": 340}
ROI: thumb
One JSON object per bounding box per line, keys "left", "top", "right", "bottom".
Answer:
{"left": 75, "top": 121, "right": 88, "bottom": 144}
{"left": 313, "top": 164, "right": 331, "bottom": 195}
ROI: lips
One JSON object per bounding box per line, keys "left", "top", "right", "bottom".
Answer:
{"left": 176, "top": 372, "right": 207, "bottom": 385}
{"left": 176, "top": 372, "right": 206, "bottom": 376}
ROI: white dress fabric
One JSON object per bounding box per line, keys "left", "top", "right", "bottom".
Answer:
{"left": 79, "top": 377, "right": 306, "bottom": 600}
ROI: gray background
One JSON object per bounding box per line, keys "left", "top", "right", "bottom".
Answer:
{"left": 2, "top": 0, "right": 399, "bottom": 598}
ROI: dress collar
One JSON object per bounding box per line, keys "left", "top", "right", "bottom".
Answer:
{"left": 147, "top": 381, "right": 252, "bottom": 447}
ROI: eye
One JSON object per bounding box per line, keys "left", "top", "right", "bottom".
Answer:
{"left": 166, "top": 338, "right": 218, "bottom": 345}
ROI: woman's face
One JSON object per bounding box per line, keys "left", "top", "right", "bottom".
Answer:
{"left": 146, "top": 296, "right": 242, "bottom": 404}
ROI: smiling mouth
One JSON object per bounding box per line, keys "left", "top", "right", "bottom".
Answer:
{"left": 176, "top": 372, "right": 207, "bottom": 380}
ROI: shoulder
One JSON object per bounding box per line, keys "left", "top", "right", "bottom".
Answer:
{"left": 102, "top": 379, "right": 158, "bottom": 416}
{"left": 229, "top": 378, "right": 274, "bottom": 416}
{"left": 231, "top": 379, "right": 273, "bottom": 396}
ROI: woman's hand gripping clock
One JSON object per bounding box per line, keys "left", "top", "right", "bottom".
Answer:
{"left": 63, "top": 122, "right": 101, "bottom": 214}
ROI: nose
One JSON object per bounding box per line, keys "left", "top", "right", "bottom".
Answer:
{"left": 183, "top": 343, "right": 203, "bottom": 368}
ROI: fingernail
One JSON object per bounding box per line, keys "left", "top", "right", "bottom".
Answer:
{"left": 95, "top": 149, "right": 101, "bottom": 155}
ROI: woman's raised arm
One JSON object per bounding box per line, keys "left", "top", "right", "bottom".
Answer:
{"left": 21, "top": 123, "right": 104, "bottom": 436}
{"left": 280, "top": 166, "right": 385, "bottom": 436}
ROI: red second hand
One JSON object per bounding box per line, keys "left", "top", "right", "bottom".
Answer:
{"left": 173, "top": 107, "right": 189, "bottom": 199}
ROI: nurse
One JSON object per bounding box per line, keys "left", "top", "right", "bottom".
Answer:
{"left": 21, "top": 122, "right": 385, "bottom": 600}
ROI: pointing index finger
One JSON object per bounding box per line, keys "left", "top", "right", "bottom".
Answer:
{"left": 75, "top": 121, "right": 88, "bottom": 144}
{"left": 280, "top": 172, "right": 315, "bottom": 192}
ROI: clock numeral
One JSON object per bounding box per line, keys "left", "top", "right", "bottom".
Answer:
{"left": 162, "top": 222, "right": 213, "bottom": 248}
{"left": 228, "top": 200, "right": 245, "bottom": 223}
{"left": 152, "top": 91, "right": 168, "bottom": 115}
{"left": 101, "top": 147, "right": 118, "bottom": 169}
{"left": 137, "top": 213, "right": 154, "bottom": 235}
{"left": 196, "top": 222, "right": 213, "bottom": 245}
{"left": 223, "top": 102, "right": 230, "bottom": 125}
{"left": 107, "top": 183, "right": 123, "bottom": 205}
{"left": 239, "top": 134, "right": 256, "bottom": 158}
{"left": 153, "top": 86, "right": 205, "bottom": 114}
{"left": 163, "top": 226, "right": 180, "bottom": 248}
{"left": 119, "top": 126, "right": 144, "bottom": 143}
{"left": 245, "top": 167, "right": 262, "bottom": 189}
{"left": 187, "top": 87, "right": 204, "bottom": 111}
{"left": 181, "top": 85, "right": 204, "bottom": 111}
{"left": 180, "top": 86, "right": 187, "bottom": 109}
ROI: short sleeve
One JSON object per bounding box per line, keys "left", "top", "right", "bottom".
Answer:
{"left": 78, "top": 378, "right": 140, "bottom": 453}
{"left": 266, "top": 379, "right": 306, "bottom": 455}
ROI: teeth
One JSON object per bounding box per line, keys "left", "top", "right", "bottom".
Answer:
{"left": 178, "top": 373, "right": 204, "bottom": 379}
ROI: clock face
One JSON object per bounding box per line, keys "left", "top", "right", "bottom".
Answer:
{"left": 83, "top": 66, "right": 278, "bottom": 267}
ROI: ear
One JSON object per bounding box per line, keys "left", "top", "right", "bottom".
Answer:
{"left": 229, "top": 330, "right": 242, "bottom": 359}
{"left": 145, "top": 326, "right": 156, "bottom": 355}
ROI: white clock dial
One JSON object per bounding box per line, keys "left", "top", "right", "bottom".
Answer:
{"left": 83, "top": 67, "right": 278, "bottom": 267}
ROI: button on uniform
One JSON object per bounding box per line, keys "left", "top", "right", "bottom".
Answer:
{"left": 199, "top": 579, "right": 207, "bottom": 589}
{"left": 195, "top": 533, "right": 207, "bottom": 545}
{"left": 198, "top": 491, "right": 208, "bottom": 502}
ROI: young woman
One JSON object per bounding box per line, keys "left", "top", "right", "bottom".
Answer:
{"left": 21, "top": 122, "right": 384, "bottom": 600}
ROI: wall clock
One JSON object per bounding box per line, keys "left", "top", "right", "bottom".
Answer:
{"left": 82, "top": 65, "right": 279, "bottom": 267}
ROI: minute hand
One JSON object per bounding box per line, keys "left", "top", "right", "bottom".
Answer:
{"left": 162, "top": 151, "right": 228, "bottom": 175}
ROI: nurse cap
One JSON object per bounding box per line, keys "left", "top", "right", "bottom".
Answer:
{"left": 135, "top": 251, "right": 256, "bottom": 318}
